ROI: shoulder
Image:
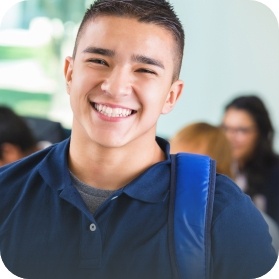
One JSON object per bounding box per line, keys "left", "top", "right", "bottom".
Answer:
{"left": 212, "top": 173, "right": 272, "bottom": 232}
{"left": 0, "top": 139, "right": 70, "bottom": 226}
{"left": 210, "top": 174, "right": 277, "bottom": 278}
{"left": 212, "top": 174, "right": 249, "bottom": 218}
{"left": 0, "top": 139, "right": 69, "bottom": 176}
{"left": 1, "top": 145, "right": 51, "bottom": 174}
{"left": 0, "top": 139, "right": 69, "bottom": 198}
{"left": 212, "top": 173, "right": 271, "bottom": 231}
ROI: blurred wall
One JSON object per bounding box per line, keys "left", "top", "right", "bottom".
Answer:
{"left": 158, "top": 0, "right": 279, "bottom": 153}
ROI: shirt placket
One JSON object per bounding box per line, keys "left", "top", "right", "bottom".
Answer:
{"left": 79, "top": 215, "right": 102, "bottom": 269}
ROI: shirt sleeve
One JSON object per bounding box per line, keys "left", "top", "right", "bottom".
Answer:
{"left": 210, "top": 174, "right": 278, "bottom": 279}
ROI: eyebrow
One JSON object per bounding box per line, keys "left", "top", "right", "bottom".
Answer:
{"left": 82, "top": 47, "right": 164, "bottom": 69}
{"left": 82, "top": 47, "right": 115, "bottom": 57}
{"left": 132, "top": 54, "right": 165, "bottom": 69}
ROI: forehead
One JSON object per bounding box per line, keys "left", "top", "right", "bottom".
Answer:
{"left": 224, "top": 108, "right": 255, "bottom": 126}
{"left": 76, "top": 15, "right": 176, "bottom": 61}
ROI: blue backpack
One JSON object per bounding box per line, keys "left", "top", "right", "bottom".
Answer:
{"left": 170, "top": 153, "right": 216, "bottom": 279}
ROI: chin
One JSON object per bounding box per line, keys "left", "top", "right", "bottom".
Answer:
{"left": 95, "top": 138, "right": 128, "bottom": 149}
{"left": 231, "top": 152, "right": 241, "bottom": 161}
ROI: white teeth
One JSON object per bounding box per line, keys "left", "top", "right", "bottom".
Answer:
{"left": 94, "top": 104, "right": 133, "bottom": 117}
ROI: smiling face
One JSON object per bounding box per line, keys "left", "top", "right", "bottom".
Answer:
{"left": 64, "top": 16, "right": 183, "bottom": 149}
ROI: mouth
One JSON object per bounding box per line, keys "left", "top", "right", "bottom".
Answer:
{"left": 91, "top": 102, "right": 137, "bottom": 118}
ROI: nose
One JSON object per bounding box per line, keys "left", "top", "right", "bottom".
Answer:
{"left": 101, "top": 67, "right": 132, "bottom": 98}
{"left": 224, "top": 130, "right": 241, "bottom": 150}
{"left": 225, "top": 131, "right": 235, "bottom": 145}
{"left": 222, "top": 126, "right": 235, "bottom": 144}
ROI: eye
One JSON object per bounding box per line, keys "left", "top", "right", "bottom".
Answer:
{"left": 136, "top": 68, "right": 157, "bottom": 75}
{"left": 87, "top": 58, "right": 108, "bottom": 66}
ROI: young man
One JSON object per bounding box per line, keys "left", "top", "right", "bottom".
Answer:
{"left": 0, "top": 1, "right": 277, "bottom": 278}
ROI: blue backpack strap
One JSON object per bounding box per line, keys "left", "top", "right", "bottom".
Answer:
{"left": 169, "top": 153, "right": 216, "bottom": 279}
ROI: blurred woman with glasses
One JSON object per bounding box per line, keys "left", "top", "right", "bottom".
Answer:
{"left": 222, "top": 95, "right": 279, "bottom": 225}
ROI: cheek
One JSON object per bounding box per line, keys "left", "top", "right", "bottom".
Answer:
{"left": 68, "top": 87, "right": 89, "bottom": 118}
{"left": 235, "top": 135, "right": 257, "bottom": 157}
{"left": 140, "top": 85, "right": 168, "bottom": 111}
{"left": 243, "top": 133, "right": 257, "bottom": 147}
{"left": 69, "top": 73, "right": 94, "bottom": 104}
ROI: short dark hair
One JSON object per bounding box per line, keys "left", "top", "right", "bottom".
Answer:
{"left": 72, "top": 0, "right": 185, "bottom": 80}
{"left": 0, "top": 106, "right": 37, "bottom": 159}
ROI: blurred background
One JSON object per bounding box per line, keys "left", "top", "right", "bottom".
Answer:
{"left": 0, "top": 0, "right": 91, "bottom": 129}
{"left": 0, "top": 0, "right": 279, "bottom": 151}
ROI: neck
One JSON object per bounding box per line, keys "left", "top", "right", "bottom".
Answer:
{"left": 68, "top": 134, "right": 165, "bottom": 190}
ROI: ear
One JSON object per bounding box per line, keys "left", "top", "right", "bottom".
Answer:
{"left": 161, "top": 79, "right": 184, "bottom": 114}
{"left": 64, "top": 56, "right": 73, "bottom": 94}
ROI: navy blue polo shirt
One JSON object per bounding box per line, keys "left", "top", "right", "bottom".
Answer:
{"left": 0, "top": 137, "right": 277, "bottom": 279}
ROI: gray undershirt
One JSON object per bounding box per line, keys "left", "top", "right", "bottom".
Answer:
{"left": 70, "top": 171, "right": 116, "bottom": 214}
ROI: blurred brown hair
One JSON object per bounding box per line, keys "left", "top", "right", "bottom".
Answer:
{"left": 170, "top": 122, "right": 233, "bottom": 178}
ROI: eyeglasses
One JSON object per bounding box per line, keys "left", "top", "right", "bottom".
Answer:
{"left": 221, "top": 125, "right": 256, "bottom": 135}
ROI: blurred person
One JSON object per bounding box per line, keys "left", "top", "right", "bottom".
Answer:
{"left": 0, "top": 1, "right": 277, "bottom": 279}
{"left": 170, "top": 122, "right": 233, "bottom": 178}
{"left": 23, "top": 116, "right": 71, "bottom": 147}
{"left": 0, "top": 106, "right": 38, "bottom": 166}
{"left": 222, "top": 95, "right": 279, "bottom": 225}
{"left": 170, "top": 121, "right": 279, "bottom": 250}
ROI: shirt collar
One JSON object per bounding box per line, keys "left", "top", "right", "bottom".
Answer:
{"left": 38, "top": 138, "right": 72, "bottom": 191}
{"left": 122, "top": 136, "right": 171, "bottom": 203}
{"left": 38, "top": 136, "right": 172, "bottom": 203}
